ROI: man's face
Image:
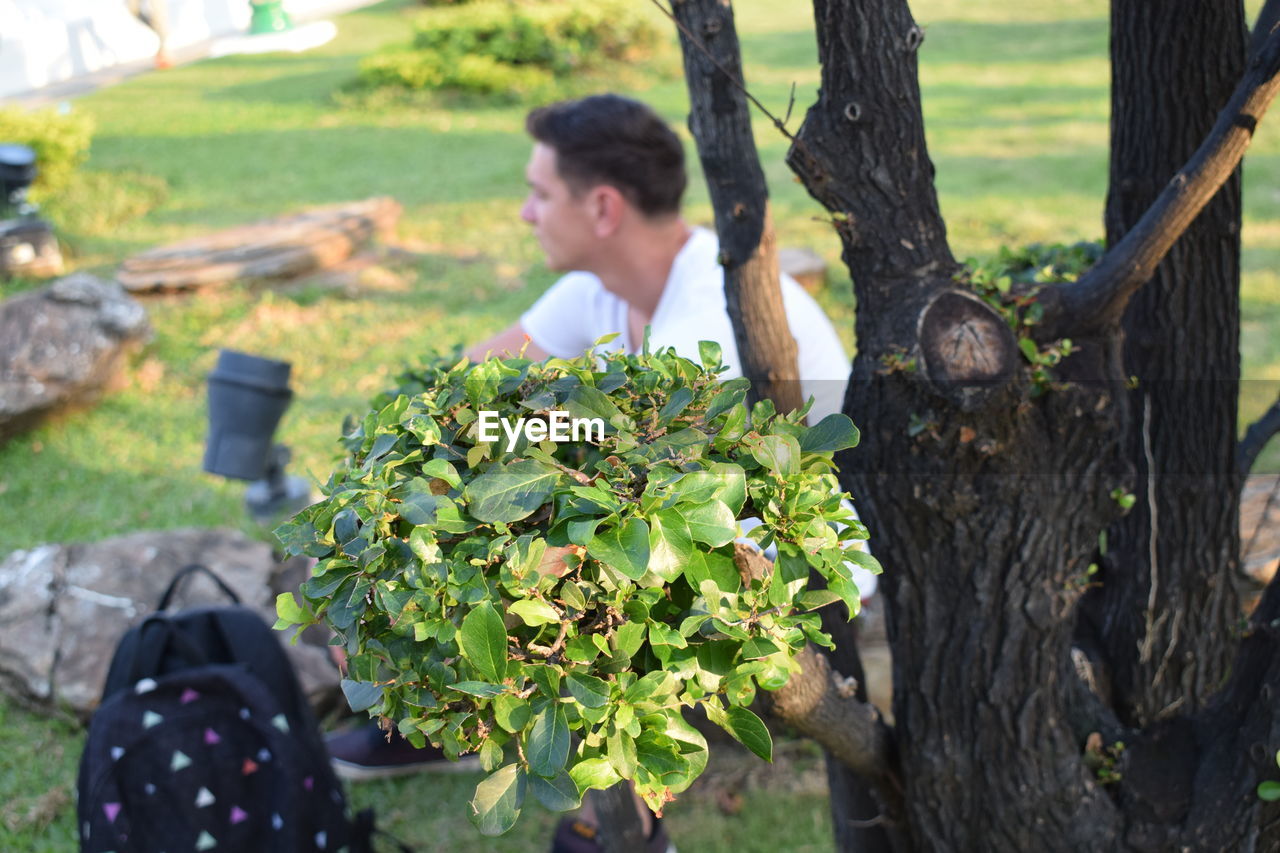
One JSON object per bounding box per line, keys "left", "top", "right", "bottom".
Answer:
{"left": 521, "top": 143, "right": 598, "bottom": 272}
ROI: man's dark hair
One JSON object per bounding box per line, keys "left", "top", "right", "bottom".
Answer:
{"left": 526, "top": 94, "right": 686, "bottom": 217}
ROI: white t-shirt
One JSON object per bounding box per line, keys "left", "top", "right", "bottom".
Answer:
{"left": 520, "top": 227, "right": 849, "bottom": 422}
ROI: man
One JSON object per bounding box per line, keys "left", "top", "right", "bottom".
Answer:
{"left": 467, "top": 94, "right": 850, "bottom": 423}
{"left": 328, "top": 95, "right": 868, "bottom": 851}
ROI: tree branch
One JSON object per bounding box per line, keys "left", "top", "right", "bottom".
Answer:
{"left": 671, "top": 0, "right": 804, "bottom": 414}
{"left": 1038, "top": 25, "right": 1280, "bottom": 341}
{"left": 767, "top": 645, "right": 895, "bottom": 783}
{"left": 1239, "top": 392, "right": 1280, "bottom": 478}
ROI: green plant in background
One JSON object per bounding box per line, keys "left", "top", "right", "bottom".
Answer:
{"left": 0, "top": 107, "right": 94, "bottom": 200}
{"left": 353, "top": 0, "right": 660, "bottom": 98}
{"left": 276, "top": 341, "right": 874, "bottom": 834}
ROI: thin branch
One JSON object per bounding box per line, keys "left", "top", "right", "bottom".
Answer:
{"left": 649, "top": 0, "right": 802, "bottom": 145}
{"left": 1239, "top": 392, "right": 1280, "bottom": 478}
{"left": 1251, "top": 0, "right": 1280, "bottom": 61}
{"left": 1036, "top": 26, "right": 1280, "bottom": 341}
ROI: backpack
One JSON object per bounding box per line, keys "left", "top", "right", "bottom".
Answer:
{"left": 77, "top": 564, "right": 398, "bottom": 853}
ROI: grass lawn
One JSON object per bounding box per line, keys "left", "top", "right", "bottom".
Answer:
{"left": 2, "top": 0, "right": 1278, "bottom": 848}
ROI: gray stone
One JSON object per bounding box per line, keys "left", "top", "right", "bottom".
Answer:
{"left": 0, "top": 527, "right": 339, "bottom": 720}
{"left": 0, "top": 273, "right": 150, "bottom": 443}
{"left": 779, "top": 246, "right": 828, "bottom": 292}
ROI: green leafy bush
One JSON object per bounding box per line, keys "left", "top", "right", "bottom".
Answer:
{"left": 0, "top": 107, "right": 94, "bottom": 200}
{"left": 276, "top": 342, "right": 875, "bottom": 834}
{"left": 352, "top": 0, "right": 660, "bottom": 97}
{"left": 357, "top": 48, "right": 553, "bottom": 96}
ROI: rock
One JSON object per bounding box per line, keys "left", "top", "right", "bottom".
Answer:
{"left": 1243, "top": 473, "right": 1280, "bottom": 586}
{"left": 779, "top": 247, "right": 828, "bottom": 292}
{"left": 0, "top": 527, "right": 339, "bottom": 721}
{"left": 117, "top": 196, "right": 403, "bottom": 292}
{"left": 0, "top": 273, "right": 150, "bottom": 444}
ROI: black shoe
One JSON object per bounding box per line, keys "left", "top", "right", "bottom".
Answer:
{"left": 550, "top": 815, "right": 675, "bottom": 853}
{"left": 326, "top": 722, "right": 479, "bottom": 781}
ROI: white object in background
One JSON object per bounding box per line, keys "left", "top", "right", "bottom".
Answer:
{"left": 0, "top": 0, "right": 159, "bottom": 99}
{"left": 207, "top": 20, "right": 337, "bottom": 58}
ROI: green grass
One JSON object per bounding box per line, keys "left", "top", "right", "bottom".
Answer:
{"left": 3, "top": 0, "right": 1280, "bottom": 847}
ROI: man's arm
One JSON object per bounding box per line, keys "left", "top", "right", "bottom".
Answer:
{"left": 465, "top": 322, "right": 552, "bottom": 362}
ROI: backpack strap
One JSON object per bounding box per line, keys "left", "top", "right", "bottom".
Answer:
{"left": 157, "top": 563, "right": 241, "bottom": 611}
{"left": 125, "top": 614, "right": 211, "bottom": 686}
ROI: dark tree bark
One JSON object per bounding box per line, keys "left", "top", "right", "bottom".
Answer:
{"left": 672, "top": 0, "right": 1280, "bottom": 849}
{"left": 1087, "top": 0, "right": 1247, "bottom": 730}
{"left": 670, "top": 0, "right": 803, "bottom": 416}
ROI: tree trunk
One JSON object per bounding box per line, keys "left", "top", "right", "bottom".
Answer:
{"left": 675, "top": 0, "right": 1280, "bottom": 847}
{"left": 1088, "top": 0, "right": 1246, "bottom": 729}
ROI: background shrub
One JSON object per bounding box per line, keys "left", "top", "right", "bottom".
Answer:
{"left": 0, "top": 107, "right": 94, "bottom": 199}
{"left": 353, "top": 0, "right": 660, "bottom": 97}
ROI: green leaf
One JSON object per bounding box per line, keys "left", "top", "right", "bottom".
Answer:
{"left": 494, "top": 694, "right": 532, "bottom": 733}
{"left": 448, "top": 681, "right": 506, "bottom": 698}
{"left": 510, "top": 598, "right": 561, "bottom": 627}
{"left": 602, "top": 728, "right": 635, "bottom": 774}
{"left": 526, "top": 704, "right": 570, "bottom": 777}
{"left": 799, "top": 413, "right": 861, "bottom": 453}
{"left": 1260, "top": 781, "right": 1280, "bottom": 802}
{"left": 587, "top": 518, "right": 650, "bottom": 581}
{"left": 566, "top": 671, "right": 611, "bottom": 708}
{"left": 464, "top": 459, "right": 561, "bottom": 523}
{"left": 647, "top": 511, "right": 693, "bottom": 583}
{"left": 340, "top": 679, "right": 382, "bottom": 713}
{"left": 847, "top": 548, "right": 882, "bottom": 576}
{"left": 724, "top": 706, "right": 773, "bottom": 762}
{"left": 683, "top": 500, "right": 738, "bottom": 548}
{"left": 796, "top": 589, "right": 844, "bottom": 611}
{"left": 648, "top": 622, "right": 688, "bottom": 650}
{"left": 705, "top": 378, "right": 749, "bottom": 421}
{"left": 469, "top": 764, "right": 526, "bottom": 836}
{"left": 398, "top": 490, "right": 441, "bottom": 525}
{"left": 1018, "top": 336, "right": 1040, "bottom": 362}
{"left": 275, "top": 591, "right": 306, "bottom": 625}
{"left": 529, "top": 664, "right": 561, "bottom": 698}
{"left": 635, "top": 731, "right": 688, "bottom": 777}
{"left": 567, "top": 516, "right": 602, "bottom": 546}
{"left": 530, "top": 769, "right": 581, "bottom": 811}
{"left": 459, "top": 601, "right": 508, "bottom": 683}
{"left": 707, "top": 462, "right": 747, "bottom": 515}
{"left": 420, "top": 456, "right": 460, "bottom": 486}
{"left": 612, "top": 621, "right": 647, "bottom": 658}
{"left": 333, "top": 507, "right": 360, "bottom": 543}
{"left": 658, "top": 387, "right": 694, "bottom": 422}
{"left": 698, "top": 340, "right": 723, "bottom": 370}
{"left": 560, "top": 580, "right": 587, "bottom": 612}
{"left": 565, "top": 385, "right": 622, "bottom": 428}
{"left": 479, "top": 737, "right": 504, "bottom": 772}
{"left": 661, "top": 710, "right": 709, "bottom": 794}
{"left": 569, "top": 757, "right": 621, "bottom": 792}
{"left": 625, "top": 670, "right": 674, "bottom": 703}
{"left": 749, "top": 434, "right": 801, "bottom": 477}
{"left": 740, "top": 637, "right": 782, "bottom": 660}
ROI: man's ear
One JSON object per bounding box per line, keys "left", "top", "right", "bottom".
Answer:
{"left": 589, "top": 185, "right": 627, "bottom": 237}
